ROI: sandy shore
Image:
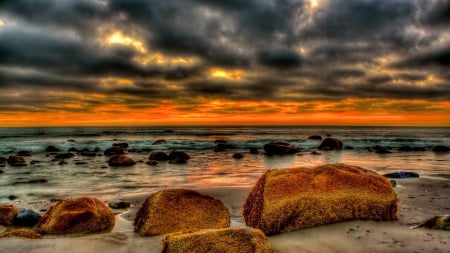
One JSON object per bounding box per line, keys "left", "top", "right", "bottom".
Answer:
{"left": 1, "top": 175, "right": 449, "bottom": 253}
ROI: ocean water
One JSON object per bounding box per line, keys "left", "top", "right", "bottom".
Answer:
{"left": 0, "top": 126, "right": 449, "bottom": 204}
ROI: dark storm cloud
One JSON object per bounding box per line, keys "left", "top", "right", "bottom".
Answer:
{"left": 0, "top": 0, "right": 449, "bottom": 114}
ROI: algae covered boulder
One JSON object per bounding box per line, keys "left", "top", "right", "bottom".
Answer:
{"left": 35, "top": 197, "right": 115, "bottom": 234}
{"left": 243, "top": 164, "right": 397, "bottom": 235}
{"left": 161, "top": 227, "right": 272, "bottom": 253}
{"left": 134, "top": 189, "right": 230, "bottom": 236}
{"left": 0, "top": 204, "right": 18, "bottom": 226}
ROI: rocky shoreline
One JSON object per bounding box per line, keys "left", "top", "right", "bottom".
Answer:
{"left": 1, "top": 163, "right": 449, "bottom": 253}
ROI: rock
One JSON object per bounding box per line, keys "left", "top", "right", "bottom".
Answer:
{"left": 250, "top": 148, "right": 259, "bottom": 154}
{"left": 432, "top": 145, "right": 450, "bottom": 152}
{"left": 398, "top": 146, "right": 412, "bottom": 151}
{"left": 0, "top": 204, "right": 18, "bottom": 226}
{"left": 149, "top": 151, "right": 169, "bottom": 161}
{"left": 169, "top": 157, "right": 188, "bottom": 164}
{"left": 263, "top": 142, "right": 298, "bottom": 155}
{"left": 0, "top": 157, "right": 7, "bottom": 163}
{"left": 412, "top": 147, "right": 426, "bottom": 151}
{"left": 146, "top": 160, "right": 158, "bottom": 166}
{"left": 13, "top": 179, "right": 48, "bottom": 185}
{"left": 383, "top": 171, "right": 419, "bottom": 179}
{"left": 46, "top": 145, "right": 60, "bottom": 152}
{"left": 58, "top": 160, "right": 68, "bottom": 165}
{"left": 375, "top": 147, "right": 392, "bottom": 154}
{"left": 55, "top": 153, "right": 75, "bottom": 159}
{"left": 415, "top": 214, "right": 450, "bottom": 231}
{"left": 163, "top": 129, "right": 174, "bottom": 133}
{"left": 113, "top": 143, "right": 129, "bottom": 149}
{"left": 214, "top": 140, "right": 227, "bottom": 144}
{"left": 7, "top": 156, "right": 27, "bottom": 167}
{"left": 216, "top": 143, "right": 235, "bottom": 151}
{"left": 390, "top": 180, "right": 397, "bottom": 187}
{"left": 0, "top": 169, "right": 3, "bottom": 173}
{"left": 307, "top": 135, "right": 322, "bottom": 140}
{"left": 68, "top": 147, "right": 79, "bottom": 152}
{"left": 134, "top": 189, "right": 230, "bottom": 236}
{"left": 104, "top": 146, "right": 125, "bottom": 156}
{"left": 153, "top": 139, "right": 168, "bottom": 145}
{"left": 17, "top": 151, "right": 32, "bottom": 156}
{"left": 108, "top": 155, "right": 136, "bottom": 167}
{"left": 13, "top": 209, "right": 41, "bottom": 227}
{"left": 35, "top": 197, "right": 115, "bottom": 234}
{"left": 108, "top": 201, "right": 131, "bottom": 209}
{"left": 232, "top": 153, "right": 244, "bottom": 159}
{"left": 161, "top": 227, "right": 272, "bottom": 253}
{"left": 67, "top": 139, "right": 76, "bottom": 142}
{"left": 8, "top": 195, "right": 18, "bottom": 200}
{"left": 169, "top": 150, "right": 191, "bottom": 160}
{"left": 80, "top": 150, "right": 97, "bottom": 157}
{"left": 317, "top": 138, "right": 343, "bottom": 151}
{"left": 0, "top": 229, "right": 41, "bottom": 239}
{"left": 310, "top": 150, "right": 322, "bottom": 155}
{"left": 243, "top": 164, "right": 397, "bottom": 235}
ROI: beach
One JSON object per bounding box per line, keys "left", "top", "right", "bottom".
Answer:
{"left": 1, "top": 175, "right": 449, "bottom": 253}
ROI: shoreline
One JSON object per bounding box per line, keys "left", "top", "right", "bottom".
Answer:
{"left": 1, "top": 174, "right": 450, "bottom": 253}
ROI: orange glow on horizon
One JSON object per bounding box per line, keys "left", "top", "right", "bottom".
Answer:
{"left": 1, "top": 99, "right": 449, "bottom": 127}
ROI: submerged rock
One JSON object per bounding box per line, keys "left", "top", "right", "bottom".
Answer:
{"left": 46, "top": 145, "right": 60, "bottom": 152}
{"left": 232, "top": 153, "right": 244, "bottom": 159}
{"left": 317, "top": 138, "right": 343, "bottom": 151}
{"left": 0, "top": 204, "right": 18, "bottom": 226}
{"left": 113, "top": 143, "right": 129, "bottom": 149}
{"left": 263, "top": 142, "right": 298, "bottom": 155}
{"left": 134, "top": 189, "right": 230, "bottom": 236}
{"left": 108, "top": 155, "right": 136, "bottom": 167}
{"left": 7, "top": 156, "right": 27, "bottom": 167}
{"left": 161, "top": 227, "right": 272, "bottom": 253}
{"left": 146, "top": 160, "right": 158, "bottom": 166}
{"left": 35, "top": 197, "right": 115, "bottom": 235}
{"left": 169, "top": 150, "right": 191, "bottom": 161}
{"left": 17, "top": 151, "right": 32, "bottom": 156}
{"left": 415, "top": 214, "right": 450, "bottom": 231}
{"left": 104, "top": 146, "right": 125, "bottom": 156}
{"left": 243, "top": 164, "right": 397, "bottom": 235}
{"left": 383, "top": 171, "right": 419, "bottom": 179}
{"left": 307, "top": 135, "right": 322, "bottom": 140}
{"left": 250, "top": 148, "right": 259, "bottom": 154}
{"left": 153, "top": 139, "right": 168, "bottom": 145}
{"left": 55, "top": 153, "right": 75, "bottom": 159}
{"left": 149, "top": 151, "right": 169, "bottom": 161}
{"left": 433, "top": 145, "right": 450, "bottom": 152}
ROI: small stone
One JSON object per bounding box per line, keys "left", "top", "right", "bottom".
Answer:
{"left": 232, "top": 153, "right": 244, "bottom": 159}
{"left": 108, "top": 201, "right": 131, "bottom": 209}
{"left": 8, "top": 195, "right": 18, "bottom": 200}
{"left": 146, "top": 160, "right": 158, "bottom": 166}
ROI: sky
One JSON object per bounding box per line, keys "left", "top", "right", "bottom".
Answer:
{"left": 0, "top": 0, "right": 449, "bottom": 127}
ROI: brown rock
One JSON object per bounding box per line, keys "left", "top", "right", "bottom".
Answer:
{"left": 7, "top": 156, "right": 27, "bottom": 166}
{"left": 232, "top": 153, "right": 244, "bottom": 159}
{"left": 317, "top": 137, "right": 343, "bottom": 150}
{"left": 161, "top": 227, "right": 272, "bottom": 253}
{"left": 263, "top": 142, "right": 298, "bottom": 155}
{"left": 146, "top": 160, "right": 158, "bottom": 166}
{"left": 149, "top": 151, "right": 169, "bottom": 161}
{"left": 243, "top": 164, "right": 397, "bottom": 235}
{"left": 134, "top": 189, "right": 230, "bottom": 236}
{"left": 108, "top": 155, "right": 136, "bottom": 167}
{"left": 168, "top": 150, "right": 190, "bottom": 161}
{"left": 0, "top": 204, "right": 18, "bottom": 226}
{"left": 104, "top": 146, "right": 125, "bottom": 156}
{"left": 0, "top": 229, "right": 41, "bottom": 239}
{"left": 35, "top": 197, "right": 115, "bottom": 234}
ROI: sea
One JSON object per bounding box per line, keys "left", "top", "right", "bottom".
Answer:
{"left": 0, "top": 126, "right": 449, "bottom": 204}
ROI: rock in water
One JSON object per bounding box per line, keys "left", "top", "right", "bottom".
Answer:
{"left": 383, "top": 171, "right": 419, "bottom": 179}
{"left": 0, "top": 204, "right": 18, "bottom": 226}
{"left": 263, "top": 142, "right": 298, "bottom": 155}
{"left": 104, "top": 146, "right": 125, "bottom": 156}
{"left": 35, "top": 197, "right": 115, "bottom": 234}
{"left": 7, "top": 156, "right": 27, "bottom": 167}
{"left": 149, "top": 151, "right": 169, "bottom": 161}
{"left": 134, "top": 189, "right": 230, "bottom": 236}
{"left": 161, "top": 227, "right": 272, "bottom": 253}
{"left": 317, "top": 138, "right": 343, "bottom": 150}
{"left": 415, "top": 214, "right": 450, "bottom": 231}
{"left": 243, "top": 164, "right": 397, "bottom": 235}
{"left": 13, "top": 209, "right": 41, "bottom": 227}
{"left": 108, "top": 155, "right": 136, "bottom": 167}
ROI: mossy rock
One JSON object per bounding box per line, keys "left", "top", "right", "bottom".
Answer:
{"left": 134, "top": 189, "right": 230, "bottom": 236}
{"left": 244, "top": 163, "right": 397, "bottom": 235}
{"left": 161, "top": 227, "right": 271, "bottom": 253}
{"left": 35, "top": 197, "right": 115, "bottom": 235}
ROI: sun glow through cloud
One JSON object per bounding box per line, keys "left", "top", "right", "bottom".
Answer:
{"left": 209, "top": 68, "right": 243, "bottom": 80}
{"left": 105, "top": 31, "right": 147, "bottom": 53}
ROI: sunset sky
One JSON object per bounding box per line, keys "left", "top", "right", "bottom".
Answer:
{"left": 0, "top": 0, "right": 449, "bottom": 126}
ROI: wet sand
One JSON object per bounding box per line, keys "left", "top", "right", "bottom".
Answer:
{"left": 1, "top": 175, "right": 449, "bottom": 253}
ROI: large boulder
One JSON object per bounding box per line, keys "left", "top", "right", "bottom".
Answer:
{"left": 108, "top": 155, "right": 136, "bottom": 167}
{"left": 35, "top": 197, "right": 115, "bottom": 234}
{"left": 263, "top": 142, "right": 298, "bottom": 155}
{"left": 317, "top": 138, "right": 343, "bottom": 150}
{"left": 134, "top": 189, "right": 230, "bottom": 236}
{"left": 161, "top": 227, "right": 272, "bottom": 253}
{"left": 0, "top": 204, "right": 18, "bottom": 226}
{"left": 243, "top": 164, "right": 397, "bottom": 235}
{"left": 433, "top": 145, "right": 450, "bottom": 152}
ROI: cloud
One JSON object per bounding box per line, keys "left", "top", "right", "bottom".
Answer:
{"left": 0, "top": 0, "right": 449, "bottom": 122}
